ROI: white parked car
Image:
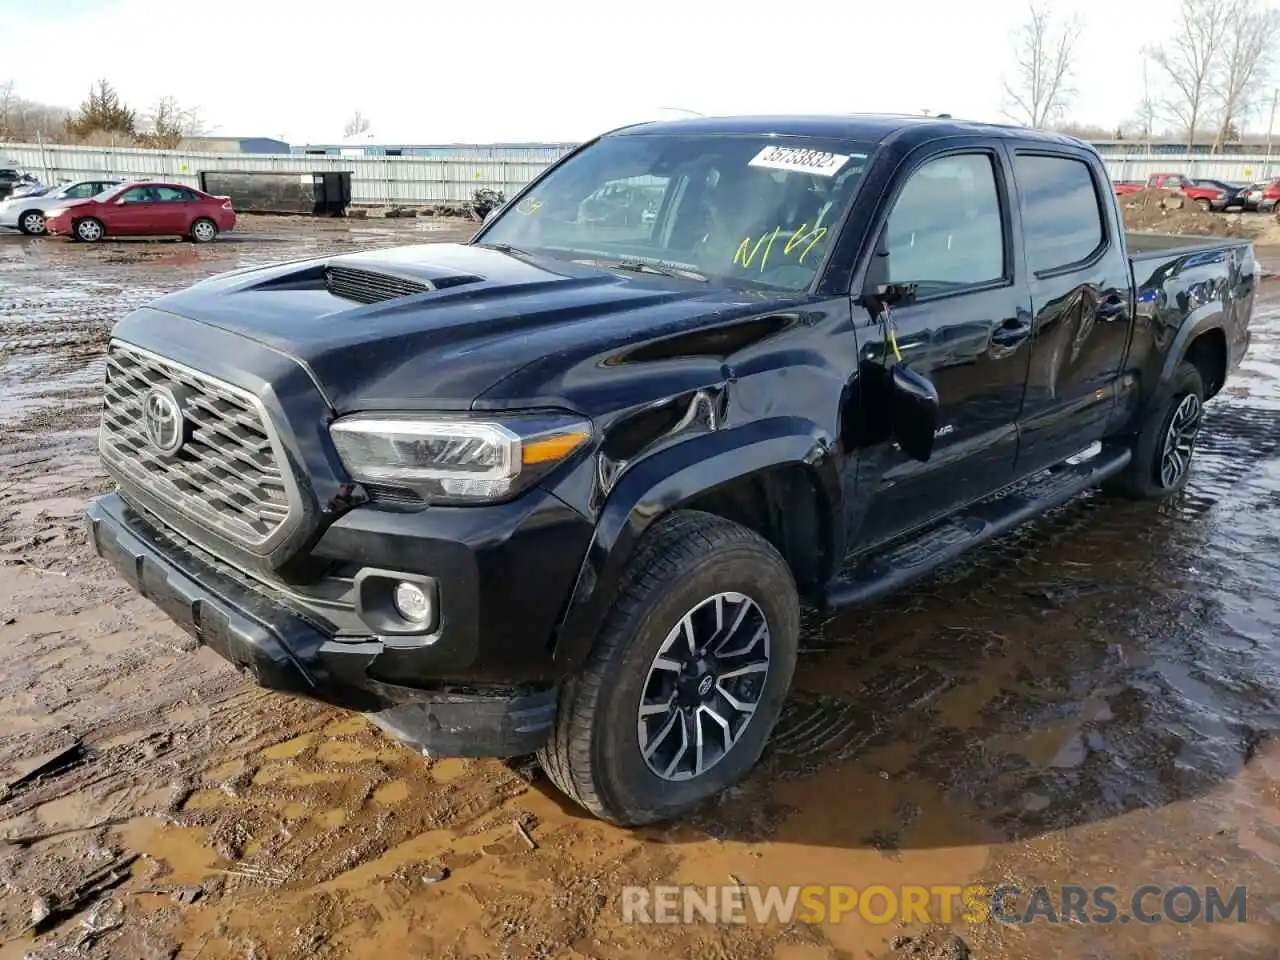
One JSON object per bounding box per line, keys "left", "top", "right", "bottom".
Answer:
{"left": 0, "top": 177, "right": 127, "bottom": 235}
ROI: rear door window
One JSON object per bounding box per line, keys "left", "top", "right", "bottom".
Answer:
{"left": 154, "top": 186, "right": 194, "bottom": 202}
{"left": 1016, "top": 155, "right": 1106, "bottom": 274}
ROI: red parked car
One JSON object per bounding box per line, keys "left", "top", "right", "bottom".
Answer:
{"left": 1111, "top": 172, "right": 1227, "bottom": 211}
{"left": 44, "top": 181, "right": 236, "bottom": 243}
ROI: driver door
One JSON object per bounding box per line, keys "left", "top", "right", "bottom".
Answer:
{"left": 847, "top": 147, "right": 1033, "bottom": 549}
{"left": 111, "top": 186, "right": 161, "bottom": 235}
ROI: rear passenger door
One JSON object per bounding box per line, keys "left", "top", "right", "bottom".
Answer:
{"left": 850, "top": 146, "right": 1033, "bottom": 548}
{"left": 153, "top": 186, "right": 197, "bottom": 233}
{"left": 1010, "top": 149, "right": 1134, "bottom": 474}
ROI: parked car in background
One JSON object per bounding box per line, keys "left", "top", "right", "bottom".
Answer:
{"left": 1113, "top": 172, "right": 1228, "bottom": 210}
{"left": 7, "top": 176, "right": 51, "bottom": 201}
{"left": 0, "top": 178, "right": 127, "bottom": 235}
{"left": 0, "top": 167, "right": 38, "bottom": 200}
{"left": 44, "top": 181, "right": 236, "bottom": 243}
{"left": 1242, "top": 179, "right": 1280, "bottom": 213}
{"left": 1192, "top": 178, "right": 1250, "bottom": 210}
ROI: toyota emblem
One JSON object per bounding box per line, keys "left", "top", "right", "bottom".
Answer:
{"left": 142, "top": 386, "right": 185, "bottom": 455}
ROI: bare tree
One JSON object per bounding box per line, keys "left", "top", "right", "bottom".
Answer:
{"left": 1001, "top": 4, "right": 1082, "bottom": 128}
{"left": 139, "top": 96, "right": 204, "bottom": 148}
{"left": 0, "top": 80, "right": 15, "bottom": 138}
{"left": 1210, "top": 0, "right": 1280, "bottom": 150}
{"left": 343, "top": 109, "right": 370, "bottom": 139}
{"left": 1127, "top": 53, "right": 1160, "bottom": 141}
{"left": 1149, "top": 0, "right": 1229, "bottom": 147}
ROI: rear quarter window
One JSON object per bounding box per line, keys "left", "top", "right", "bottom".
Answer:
{"left": 1015, "top": 154, "right": 1105, "bottom": 274}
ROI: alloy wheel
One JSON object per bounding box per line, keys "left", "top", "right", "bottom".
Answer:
{"left": 1160, "top": 393, "right": 1203, "bottom": 488}
{"left": 636, "top": 591, "right": 771, "bottom": 782}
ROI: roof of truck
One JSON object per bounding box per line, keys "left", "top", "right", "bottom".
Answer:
{"left": 609, "top": 114, "right": 1086, "bottom": 149}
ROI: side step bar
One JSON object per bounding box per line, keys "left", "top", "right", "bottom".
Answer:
{"left": 821, "top": 445, "right": 1131, "bottom": 613}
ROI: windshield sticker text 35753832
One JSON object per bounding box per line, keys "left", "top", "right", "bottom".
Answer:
{"left": 748, "top": 146, "right": 852, "bottom": 177}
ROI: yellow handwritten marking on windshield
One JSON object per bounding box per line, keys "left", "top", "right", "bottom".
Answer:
{"left": 517, "top": 198, "right": 543, "bottom": 215}
{"left": 735, "top": 224, "right": 827, "bottom": 273}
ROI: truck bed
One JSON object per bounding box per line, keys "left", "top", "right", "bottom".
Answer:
{"left": 1123, "top": 231, "right": 1254, "bottom": 407}
{"left": 1125, "top": 230, "right": 1250, "bottom": 261}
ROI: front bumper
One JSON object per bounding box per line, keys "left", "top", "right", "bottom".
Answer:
{"left": 85, "top": 492, "right": 560, "bottom": 756}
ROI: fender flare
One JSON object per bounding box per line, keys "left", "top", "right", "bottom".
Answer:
{"left": 1158, "top": 310, "right": 1225, "bottom": 399}
{"left": 550, "top": 417, "right": 839, "bottom": 671}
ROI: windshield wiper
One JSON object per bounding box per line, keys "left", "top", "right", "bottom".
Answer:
{"left": 473, "top": 241, "right": 536, "bottom": 259}
{"left": 572, "top": 257, "right": 708, "bottom": 282}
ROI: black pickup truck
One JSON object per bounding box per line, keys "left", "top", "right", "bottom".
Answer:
{"left": 85, "top": 115, "right": 1255, "bottom": 825}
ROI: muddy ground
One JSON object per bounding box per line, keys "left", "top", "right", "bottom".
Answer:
{"left": 1, "top": 217, "right": 1279, "bottom": 960}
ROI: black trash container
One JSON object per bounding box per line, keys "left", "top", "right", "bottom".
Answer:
{"left": 198, "top": 170, "right": 352, "bottom": 216}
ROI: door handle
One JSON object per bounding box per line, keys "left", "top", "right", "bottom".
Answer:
{"left": 1096, "top": 293, "right": 1127, "bottom": 321}
{"left": 990, "top": 317, "right": 1032, "bottom": 347}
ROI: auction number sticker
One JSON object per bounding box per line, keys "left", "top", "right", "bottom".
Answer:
{"left": 749, "top": 145, "right": 850, "bottom": 176}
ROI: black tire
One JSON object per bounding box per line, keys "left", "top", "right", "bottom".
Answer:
{"left": 189, "top": 218, "right": 218, "bottom": 243}
{"left": 18, "top": 210, "right": 46, "bottom": 235}
{"left": 1104, "top": 361, "right": 1206, "bottom": 499}
{"left": 74, "top": 217, "right": 104, "bottom": 243}
{"left": 538, "top": 510, "right": 800, "bottom": 826}
{"left": 1195, "top": 198, "right": 1213, "bottom": 213}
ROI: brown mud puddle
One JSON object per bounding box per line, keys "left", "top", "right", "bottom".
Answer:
{"left": 1, "top": 224, "right": 1278, "bottom": 958}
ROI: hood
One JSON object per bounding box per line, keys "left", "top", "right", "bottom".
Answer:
{"left": 144, "top": 243, "right": 796, "bottom": 414}
{"left": 43, "top": 197, "right": 97, "bottom": 213}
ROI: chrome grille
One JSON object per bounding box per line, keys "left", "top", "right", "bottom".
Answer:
{"left": 325, "top": 265, "right": 432, "bottom": 304}
{"left": 100, "top": 341, "right": 294, "bottom": 549}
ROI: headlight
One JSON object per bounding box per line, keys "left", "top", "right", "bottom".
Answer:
{"left": 329, "top": 411, "right": 592, "bottom": 504}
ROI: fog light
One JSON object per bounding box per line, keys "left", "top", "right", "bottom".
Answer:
{"left": 393, "top": 581, "right": 432, "bottom": 623}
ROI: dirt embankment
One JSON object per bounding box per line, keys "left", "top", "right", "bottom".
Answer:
{"left": 1119, "top": 186, "right": 1280, "bottom": 243}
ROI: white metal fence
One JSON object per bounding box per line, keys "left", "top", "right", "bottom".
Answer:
{"left": 2, "top": 140, "right": 1277, "bottom": 207}
{"left": 1, "top": 140, "right": 573, "bottom": 205}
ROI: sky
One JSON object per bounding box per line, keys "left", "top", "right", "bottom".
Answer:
{"left": 0, "top": 0, "right": 1275, "bottom": 145}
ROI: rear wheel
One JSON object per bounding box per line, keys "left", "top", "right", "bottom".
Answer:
{"left": 189, "top": 218, "right": 218, "bottom": 243}
{"left": 18, "top": 210, "right": 46, "bottom": 235}
{"left": 538, "top": 510, "right": 799, "bottom": 826}
{"left": 1104, "top": 361, "right": 1206, "bottom": 499}
{"left": 74, "top": 217, "right": 104, "bottom": 242}
{"left": 1195, "top": 198, "right": 1213, "bottom": 212}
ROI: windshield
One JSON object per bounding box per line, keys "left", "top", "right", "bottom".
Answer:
{"left": 93, "top": 184, "right": 125, "bottom": 202}
{"left": 480, "top": 133, "right": 873, "bottom": 291}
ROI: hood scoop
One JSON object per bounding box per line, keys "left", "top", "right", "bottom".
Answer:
{"left": 324, "top": 264, "right": 480, "bottom": 304}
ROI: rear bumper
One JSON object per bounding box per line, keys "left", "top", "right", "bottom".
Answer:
{"left": 85, "top": 492, "right": 559, "bottom": 756}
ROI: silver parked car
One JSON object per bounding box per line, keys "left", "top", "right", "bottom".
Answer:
{"left": 0, "top": 177, "right": 126, "bottom": 235}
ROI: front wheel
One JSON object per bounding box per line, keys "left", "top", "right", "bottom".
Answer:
{"left": 538, "top": 510, "right": 799, "bottom": 826}
{"left": 1196, "top": 198, "right": 1213, "bottom": 213}
{"left": 74, "top": 217, "right": 104, "bottom": 242}
{"left": 18, "top": 210, "right": 46, "bottom": 235}
{"left": 1104, "top": 361, "right": 1206, "bottom": 499}
{"left": 189, "top": 218, "right": 218, "bottom": 243}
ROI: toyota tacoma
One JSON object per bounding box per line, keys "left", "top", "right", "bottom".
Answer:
{"left": 86, "top": 115, "right": 1255, "bottom": 825}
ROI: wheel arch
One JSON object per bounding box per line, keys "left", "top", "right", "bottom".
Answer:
{"left": 550, "top": 418, "right": 840, "bottom": 672}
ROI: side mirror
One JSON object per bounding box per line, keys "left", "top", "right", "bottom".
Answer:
{"left": 889, "top": 364, "right": 939, "bottom": 462}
